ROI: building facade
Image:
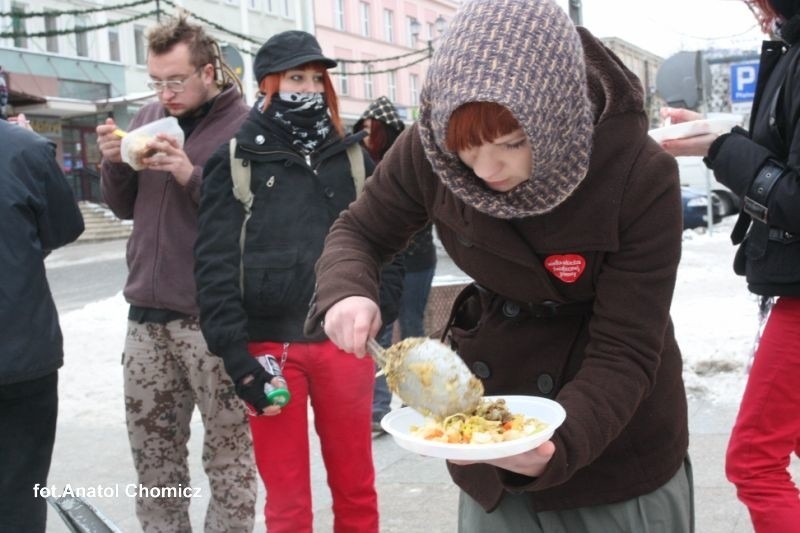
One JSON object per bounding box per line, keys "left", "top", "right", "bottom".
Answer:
{"left": 0, "top": 0, "right": 309, "bottom": 200}
{"left": 313, "top": 0, "right": 458, "bottom": 124}
{"left": 3, "top": 0, "right": 680, "bottom": 204}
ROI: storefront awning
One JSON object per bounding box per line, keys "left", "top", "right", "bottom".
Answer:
{"left": 8, "top": 87, "right": 45, "bottom": 107}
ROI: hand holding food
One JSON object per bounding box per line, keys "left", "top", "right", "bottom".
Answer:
{"left": 96, "top": 117, "right": 123, "bottom": 163}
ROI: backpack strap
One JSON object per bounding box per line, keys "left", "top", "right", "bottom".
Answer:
{"left": 229, "top": 138, "right": 252, "bottom": 294}
{"left": 346, "top": 143, "right": 365, "bottom": 196}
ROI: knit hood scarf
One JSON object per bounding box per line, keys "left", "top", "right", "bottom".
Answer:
{"left": 417, "top": 0, "right": 594, "bottom": 219}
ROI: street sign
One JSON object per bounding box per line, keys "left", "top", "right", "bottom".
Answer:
{"left": 655, "top": 51, "right": 711, "bottom": 110}
{"left": 730, "top": 61, "right": 759, "bottom": 103}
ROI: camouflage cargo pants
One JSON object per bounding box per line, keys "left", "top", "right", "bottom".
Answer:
{"left": 123, "top": 318, "right": 256, "bottom": 533}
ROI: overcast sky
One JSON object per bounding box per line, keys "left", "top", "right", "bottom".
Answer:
{"left": 554, "top": 0, "right": 767, "bottom": 58}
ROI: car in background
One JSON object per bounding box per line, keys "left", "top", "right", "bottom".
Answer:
{"left": 682, "top": 186, "right": 723, "bottom": 230}
{"left": 677, "top": 156, "right": 741, "bottom": 216}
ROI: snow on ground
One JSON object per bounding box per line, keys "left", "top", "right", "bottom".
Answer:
{"left": 57, "top": 216, "right": 757, "bottom": 424}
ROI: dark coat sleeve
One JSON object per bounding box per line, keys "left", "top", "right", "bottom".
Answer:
{"left": 705, "top": 51, "right": 800, "bottom": 233}
{"left": 377, "top": 253, "right": 405, "bottom": 325}
{"left": 194, "top": 143, "right": 262, "bottom": 382}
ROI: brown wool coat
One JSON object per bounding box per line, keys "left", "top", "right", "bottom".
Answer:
{"left": 308, "top": 29, "right": 688, "bottom": 512}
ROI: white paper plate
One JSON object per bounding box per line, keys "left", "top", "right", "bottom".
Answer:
{"left": 380, "top": 395, "right": 566, "bottom": 461}
{"left": 648, "top": 117, "right": 740, "bottom": 143}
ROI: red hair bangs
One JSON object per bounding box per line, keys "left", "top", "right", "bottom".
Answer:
{"left": 445, "top": 102, "right": 521, "bottom": 152}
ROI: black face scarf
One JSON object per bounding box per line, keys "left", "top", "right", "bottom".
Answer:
{"left": 266, "top": 92, "right": 332, "bottom": 154}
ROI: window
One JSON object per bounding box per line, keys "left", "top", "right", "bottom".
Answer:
{"left": 108, "top": 28, "right": 121, "bottom": 62}
{"left": 76, "top": 17, "right": 89, "bottom": 57}
{"left": 387, "top": 71, "right": 397, "bottom": 103}
{"left": 363, "top": 64, "right": 373, "bottom": 100}
{"left": 265, "top": 0, "right": 274, "bottom": 12}
{"left": 427, "top": 22, "right": 434, "bottom": 41}
{"left": 359, "top": 2, "right": 370, "bottom": 37}
{"left": 248, "top": 0, "right": 257, "bottom": 9}
{"left": 406, "top": 16, "right": 417, "bottom": 47}
{"left": 409, "top": 73, "right": 419, "bottom": 106}
{"left": 383, "top": 9, "right": 393, "bottom": 43}
{"left": 11, "top": 3, "right": 27, "bottom": 49}
{"left": 45, "top": 13, "right": 58, "bottom": 53}
{"left": 334, "top": 0, "right": 345, "bottom": 30}
{"left": 134, "top": 25, "right": 147, "bottom": 65}
{"left": 337, "top": 63, "right": 349, "bottom": 95}
{"left": 282, "top": 0, "right": 293, "bottom": 17}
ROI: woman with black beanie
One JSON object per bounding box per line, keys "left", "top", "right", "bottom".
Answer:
{"left": 194, "top": 30, "right": 380, "bottom": 532}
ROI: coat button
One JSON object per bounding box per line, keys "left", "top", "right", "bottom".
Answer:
{"left": 456, "top": 234, "right": 473, "bottom": 247}
{"left": 472, "top": 361, "right": 491, "bottom": 379}
{"left": 502, "top": 301, "right": 520, "bottom": 318}
{"left": 537, "top": 373, "right": 554, "bottom": 394}
{"left": 255, "top": 134, "right": 265, "bottom": 145}
{"left": 323, "top": 187, "right": 334, "bottom": 198}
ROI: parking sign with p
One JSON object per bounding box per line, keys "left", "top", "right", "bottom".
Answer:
{"left": 730, "top": 61, "right": 759, "bottom": 104}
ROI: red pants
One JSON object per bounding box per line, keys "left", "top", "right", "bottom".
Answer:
{"left": 247, "top": 340, "right": 378, "bottom": 533}
{"left": 726, "top": 297, "right": 800, "bottom": 532}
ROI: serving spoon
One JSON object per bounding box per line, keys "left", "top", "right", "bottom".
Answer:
{"left": 367, "top": 337, "right": 484, "bottom": 420}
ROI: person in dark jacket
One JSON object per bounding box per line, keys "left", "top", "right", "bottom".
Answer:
{"left": 194, "top": 30, "right": 385, "bottom": 532}
{"left": 353, "top": 96, "right": 437, "bottom": 430}
{"left": 661, "top": 2, "right": 800, "bottom": 530}
{"left": 94, "top": 15, "right": 256, "bottom": 532}
{"left": 0, "top": 117, "right": 84, "bottom": 532}
{"left": 307, "top": 1, "right": 693, "bottom": 531}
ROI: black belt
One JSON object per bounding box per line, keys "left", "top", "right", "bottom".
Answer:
{"left": 473, "top": 283, "right": 593, "bottom": 319}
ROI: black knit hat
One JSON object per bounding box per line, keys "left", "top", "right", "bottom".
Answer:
{"left": 354, "top": 96, "right": 406, "bottom": 133}
{"left": 253, "top": 30, "right": 337, "bottom": 83}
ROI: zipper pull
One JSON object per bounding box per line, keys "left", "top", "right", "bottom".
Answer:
{"left": 305, "top": 154, "right": 318, "bottom": 175}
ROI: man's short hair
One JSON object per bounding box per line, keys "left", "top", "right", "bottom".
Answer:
{"left": 147, "top": 14, "right": 218, "bottom": 71}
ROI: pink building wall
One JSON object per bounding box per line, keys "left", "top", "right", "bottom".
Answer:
{"left": 313, "top": 0, "right": 459, "bottom": 126}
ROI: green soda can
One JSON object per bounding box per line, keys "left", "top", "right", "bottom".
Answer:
{"left": 256, "top": 354, "right": 291, "bottom": 407}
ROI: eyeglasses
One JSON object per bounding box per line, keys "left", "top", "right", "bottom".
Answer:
{"left": 146, "top": 67, "right": 202, "bottom": 93}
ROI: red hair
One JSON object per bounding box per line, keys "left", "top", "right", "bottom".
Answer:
{"left": 445, "top": 102, "right": 521, "bottom": 152}
{"left": 745, "top": 0, "right": 780, "bottom": 32}
{"left": 258, "top": 61, "right": 344, "bottom": 136}
{"left": 357, "top": 118, "right": 402, "bottom": 163}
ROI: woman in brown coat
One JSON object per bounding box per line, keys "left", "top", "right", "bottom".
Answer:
{"left": 307, "top": 0, "right": 693, "bottom": 530}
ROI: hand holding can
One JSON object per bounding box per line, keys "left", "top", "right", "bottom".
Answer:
{"left": 257, "top": 354, "right": 291, "bottom": 407}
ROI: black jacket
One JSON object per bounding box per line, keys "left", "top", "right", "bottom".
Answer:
{"left": 706, "top": 23, "right": 800, "bottom": 296}
{"left": 0, "top": 122, "right": 84, "bottom": 384}
{"left": 195, "top": 105, "right": 402, "bottom": 382}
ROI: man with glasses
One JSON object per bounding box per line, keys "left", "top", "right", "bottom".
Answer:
{"left": 95, "top": 14, "right": 254, "bottom": 533}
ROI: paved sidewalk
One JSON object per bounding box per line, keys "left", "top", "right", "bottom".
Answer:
{"left": 45, "top": 393, "right": 799, "bottom": 532}
{"left": 43, "top": 246, "right": 799, "bottom": 532}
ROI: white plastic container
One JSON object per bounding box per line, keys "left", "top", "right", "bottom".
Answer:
{"left": 120, "top": 116, "right": 184, "bottom": 171}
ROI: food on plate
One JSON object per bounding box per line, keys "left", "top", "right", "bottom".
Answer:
{"left": 410, "top": 398, "right": 549, "bottom": 444}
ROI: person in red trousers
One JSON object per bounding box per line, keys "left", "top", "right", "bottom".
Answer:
{"left": 661, "top": 1, "right": 800, "bottom": 530}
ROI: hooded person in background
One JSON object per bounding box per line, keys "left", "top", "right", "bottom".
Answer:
{"left": 661, "top": 1, "right": 800, "bottom": 530}
{"left": 353, "top": 97, "right": 438, "bottom": 432}
{"left": 194, "top": 30, "right": 391, "bottom": 532}
{"left": 307, "top": 0, "right": 693, "bottom": 531}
